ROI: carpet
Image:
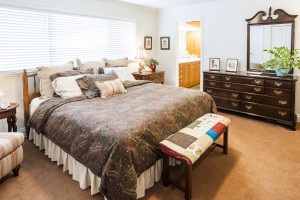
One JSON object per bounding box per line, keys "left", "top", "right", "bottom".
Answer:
{"left": 0, "top": 111, "right": 299, "bottom": 200}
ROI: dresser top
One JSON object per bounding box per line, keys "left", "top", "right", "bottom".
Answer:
{"left": 204, "top": 70, "right": 298, "bottom": 81}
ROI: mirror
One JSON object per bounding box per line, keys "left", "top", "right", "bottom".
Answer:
{"left": 246, "top": 7, "right": 297, "bottom": 73}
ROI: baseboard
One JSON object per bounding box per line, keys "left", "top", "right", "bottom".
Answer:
{"left": 297, "top": 114, "right": 300, "bottom": 122}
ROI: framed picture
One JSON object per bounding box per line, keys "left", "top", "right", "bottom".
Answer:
{"left": 226, "top": 58, "right": 238, "bottom": 72}
{"left": 144, "top": 36, "right": 152, "bottom": 50}
{"left": 160, "top": 37, "right": 170, "bottom": 50}
{"left": 209, "top": 58, "right": 220, "bottom": 71}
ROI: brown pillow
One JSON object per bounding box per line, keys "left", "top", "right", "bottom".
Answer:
{"left": 76, "top": 59, "right": 105, "bottom": 74}
{"left": 104, "top": 57, "right": 128, "bottom": 67}
{"left": 76, "top": 70, "right": 119, "bottom": 98}
{"left": 50, "top": 68, "right": 94, "bottom": 81}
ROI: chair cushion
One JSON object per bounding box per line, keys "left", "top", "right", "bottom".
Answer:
{"left": 158, "top": 113, "right": 231, "bottom": 165}
{"left": 0, "top": 132, "right": 24, "bottom": 160}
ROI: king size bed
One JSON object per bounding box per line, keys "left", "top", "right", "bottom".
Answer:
{"left": 23, "top": 68, "right": 216, "bottom": 200}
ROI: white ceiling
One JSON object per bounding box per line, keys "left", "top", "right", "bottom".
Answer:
{"left": 114, "top": 0, "right": 216, "bottom": 9}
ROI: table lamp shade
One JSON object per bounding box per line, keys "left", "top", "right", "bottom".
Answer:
{"left": 135, "top": 49, "right": 148, "bottom": 60}
{"left": 0, "top": 90, "right": 5, "bottom": 97}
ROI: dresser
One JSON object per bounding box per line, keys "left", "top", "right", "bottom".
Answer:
{"left": 203, "top": 71, "right": 298, "bottom": 130}
{"left": 132, "top": 71, "right": 164, "bottom": 84}
{"left": 179, "top": 61, "right": 200, "bottom": 88}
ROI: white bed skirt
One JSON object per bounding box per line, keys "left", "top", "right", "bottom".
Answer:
{"left": 29, "top": 128, "right": 178, "bottom": 199}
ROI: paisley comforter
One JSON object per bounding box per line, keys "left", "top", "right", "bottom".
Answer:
{"left": 29, "top": 81, "right": 217, "bottom": 200}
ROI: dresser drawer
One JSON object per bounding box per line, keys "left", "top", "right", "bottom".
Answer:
{"left": 222, "top": 75, "right": 264, "bottom": 86}
{"left": 242, "top": 102, "right": 291, "bottom": 121}
{"left": 222, "top": 82, "right": 264, "bottom": 94}
{"left": 152, "top": 78, "right": 163, "bottom": 83}
{"left": 145, "top": 73, "right": 163, "bottom": 81}
{"left": 266, "top": 80, "right": 291, "bottom": 89}
{"left": 265, "top": 88, "right": 291, "bottom": 98}
{"left": 242, "top": 93, "right": 291, "bottom": 108}
{"left": 212, "top": 96, "right": 241, "bottom": 110}
{"left": 204, "top": 80, "right": 222, "bottom": 88}
{"left": 204, "top": 73, "right": 222, "bottom": 81}
{"left": 204, "top": 87, "right": 241, "bottom": 100}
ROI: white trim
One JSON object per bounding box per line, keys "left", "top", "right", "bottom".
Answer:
{"left": 297, "top": 114, "right": 300, "bottom": 122}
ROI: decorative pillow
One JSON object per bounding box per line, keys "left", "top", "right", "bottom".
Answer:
{"left": 95, "top": 78, "right": 127, "bottom": 99}
{"left": 52, "top": 75, "right": 85, "bottom": 99}
{"left": 76, "top": 59, "right": 105, "bottom": 74}
{"left": 37, "top": 62, "right": 74, "bottom": 98}
{"left": 103, "top": 67, "right": 135, "bottom": 81}
{"left": 50, "top": 68, "right": 94, "bottom": 81}
{"left": 76, "top": 70, "right": 119, "bottom": 98}
{"left": 104, "top": 57, "right": 128, "bottom": 67}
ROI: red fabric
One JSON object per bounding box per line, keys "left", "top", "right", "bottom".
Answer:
{"left": 211, "top": 122, "right": 226, "bottom": 136}
{"left": 158, "top": 143, "right": 193, "bottom": 166}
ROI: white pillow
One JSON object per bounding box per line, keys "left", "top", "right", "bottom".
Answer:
{"left": 51, "top": 74, "right": 85, "bottom": 99}
{"left": 103, "top": 67, "right": 135, "bottom": 81}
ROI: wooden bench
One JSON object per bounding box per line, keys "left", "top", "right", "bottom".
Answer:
{"left": 158, "top": 113, "right": 231, "bottom": 200}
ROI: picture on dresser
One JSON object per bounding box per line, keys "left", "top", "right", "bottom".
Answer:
{"left": 209, "top": 58, "right": 220, "bottom": 71}
{"left": 226, "top": 59, "right": 238, "bottom": 72}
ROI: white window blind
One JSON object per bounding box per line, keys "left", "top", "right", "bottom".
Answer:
{"left": 0, "top": 7, "right": 136, "bottom": 72}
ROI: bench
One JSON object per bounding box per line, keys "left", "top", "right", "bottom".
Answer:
{"left": 158, "top": 113, "right": 231, "bottom": 200}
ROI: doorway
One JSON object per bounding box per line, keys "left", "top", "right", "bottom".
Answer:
{"left": 177, "top": 21, "right": 201, "bottom": 90}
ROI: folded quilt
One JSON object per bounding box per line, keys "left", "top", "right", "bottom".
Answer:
{"left": 158, "top": 113, "right": 231, "bottom": 165}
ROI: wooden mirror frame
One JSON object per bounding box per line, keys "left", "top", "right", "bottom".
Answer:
{"left": 246, "top": 7, "right": 298, "bottom": 73}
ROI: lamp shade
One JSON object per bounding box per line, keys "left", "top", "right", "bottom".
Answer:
{"left": 135, "top": 49, "right": 148, "bottom": 60}
{"left": 0, "top": 90, "right": 5, "bottom": 97}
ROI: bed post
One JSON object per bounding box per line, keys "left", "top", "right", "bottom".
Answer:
{"left": 22, "top": 69, "right": 30, "bottom": 136}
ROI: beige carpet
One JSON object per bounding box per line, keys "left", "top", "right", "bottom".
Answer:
{"left": 0, "top": 112, "right": 299, "bottom": 200}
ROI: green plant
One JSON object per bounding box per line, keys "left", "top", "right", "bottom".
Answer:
{"left": 145, "top": 58, "right": 159, "bottom": 66}
{"left": 262, "top": 46, "right": 300, "bottom": 72}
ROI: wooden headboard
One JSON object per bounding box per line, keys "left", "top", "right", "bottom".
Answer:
{"left": 22, "top": 69, "right": 40, "bottom": 136}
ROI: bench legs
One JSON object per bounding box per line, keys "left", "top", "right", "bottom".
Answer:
{"left": 12, "top": 165, "right": 21, "bottom": 177}
{"left": 163, "top": 153, "right": 169, "bottom": 187}
{"left": 223, "top": 127, "right": 228, "bottom": 155}
{"left": 185, "top": 163, "right": 192, "bottom": 200}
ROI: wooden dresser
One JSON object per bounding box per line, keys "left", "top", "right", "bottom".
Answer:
{"left": 179, "top": 61, "right": 200, "bottom": 88}
{"left": 132, "top": 71, "right": 164, "bottom": 84}
{"left": 203, "top": 71, "right": 298, "bottom": 130}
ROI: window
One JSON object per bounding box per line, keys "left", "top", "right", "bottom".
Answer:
{"left": 0, "top": 7, "right": 136, "bottom": 72}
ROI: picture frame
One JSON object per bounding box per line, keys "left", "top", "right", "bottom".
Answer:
{"left": 209, "top": 58, "right": 220, "bottom": 71}
{"left": 160, "top": 37, "right": 170, "bottom": 50}
{"left": 144, "top": 36, "right": 152, "bottom": 50}
{"left": 226, "top": 58, "right": 238, "bottom": 72}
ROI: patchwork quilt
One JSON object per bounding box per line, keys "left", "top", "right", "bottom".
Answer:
{"left": 158, "top": 113, "right": 231, "bottom": 165}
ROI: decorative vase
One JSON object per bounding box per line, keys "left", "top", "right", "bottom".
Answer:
{"left": 275, "top": 68, "right": 290, "bottom": 77}
{"left": 149, "top": 65, "right": 156, "bottom": 72}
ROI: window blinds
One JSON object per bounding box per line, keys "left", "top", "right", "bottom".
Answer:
{"left": 0, "top": 7, "right": 136, "bottom": 72}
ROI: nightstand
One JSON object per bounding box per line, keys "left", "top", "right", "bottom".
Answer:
{"left": 0, "top": 103, "right": 19, "bottom": 132}
{"left": 132, "top": 71, "right": 164, "bottom": 84}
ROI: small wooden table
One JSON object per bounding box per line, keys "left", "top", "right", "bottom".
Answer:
{"left": 0, "top": 103, "right": 19, "bottom": 132}
{"left": 132, "top": 71, "right": 164, "bottom": 84}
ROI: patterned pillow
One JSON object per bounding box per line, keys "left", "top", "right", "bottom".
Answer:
{"left": 76, "top": 70, "right": 119, "bottom": 98}
{"left": 95, "top": 78, "right": 127, "bottom": 99}
{"left": 50, "top": 68, "right": 94, "bottom": 81}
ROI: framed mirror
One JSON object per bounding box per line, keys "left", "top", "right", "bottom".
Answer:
{"left": 246, "top": 7, "right": 298, "bottom": 73}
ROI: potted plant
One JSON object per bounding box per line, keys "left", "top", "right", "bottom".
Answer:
{"left": 145, "top": 58, "right": 159, "bottom": 72}
{"left": 262, "top": 46, "right": 300, "bottom": 77}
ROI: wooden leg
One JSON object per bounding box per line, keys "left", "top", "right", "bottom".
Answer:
{"left": 13, "top": 165, "right": 21, "bottom": 177}
{"left": 223, "top": 128, "right": 228, "bottom": 154}
{"left": 185, "top": 163, "right": 192, "bottom": 200}
{"left": 162, "top": 153, "right": 169, "bottom": 187}
{"left": 7, "top": 117, "right": 12, "bottom": 132}
{"left": 12, "top": 115, "right": 17, "bottom": 132}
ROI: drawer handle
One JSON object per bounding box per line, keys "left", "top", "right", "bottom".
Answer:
{"left": 254, "top": 80, "right": 261, "bottom": 84}
{"left": 254, "top": 87, "right": 261, "bottom": 92}
{"left": 210, "top": 82, "right": 216, "bottom": 86}
{"left": 278, "top": 111, "right": 287, "bottom": 116}
{"left": 232, "top": 102, "right": 238, "bottom": 107}
{"left": 210, "top": 75, "right": 216, "bottom": 79}
{"left": 245, "top": 95, "right": 252, "bottom": 100}
{"left": 245, "top": 105, "right": 252, "bottom": 110}
{"left": 232, "top": 93, "right": 238, "bottom": 98}
{"left": 224, "top": 83, "right": 231, "bottom": 88}
{"left": 207, "top": 89, "right": 212, "bottom": 93}
{"left": 279, "top": 100, "right": 287, "bottom": 105}
{"left": 225, "top": 77, "right": 231, "bottom": 81}
{"left": 275, "top": 82, "right": 282, "bottom": 87}
{"left": 274, "top": 90, "right": 282, "bottom": 95}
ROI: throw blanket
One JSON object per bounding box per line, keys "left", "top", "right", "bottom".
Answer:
{"left": 29, "top": 81, "right": 216, "bottom": 200}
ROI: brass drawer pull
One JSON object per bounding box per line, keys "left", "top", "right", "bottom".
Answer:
{"left": 245, "top": 105, "right": 252, "bottom": 110}
{"left": 232, "top": 93, "right": 238, "bottom": 98}
{"left": 225, "top": 77, "right": 231, "bottom": 81}
{"left": 224, "top": 83, "right": 231, "bottom": 88}
{"left": 279, "top": 100, "right": 287, "bottom": 105}
{"left": 274, "top": 90, "right": 282, "bottom": 95}
{"left": 275, "top": 82, "right": 282, "bottom": 87}
{"left": 207, "top": 89, "right": 212, "bottom": 93}
{"left": 254, "top": 87, "right": 261, "bottom": 92}
{"left": 232, "top": 102, "right": 238, "bottom": 107}
{"left": 278, "top": 111, "right": 287, "bottom": 116}
{"left": 210, "top": 75, "right": 216, "bottom": 79}
{"left": 254, "top": 80, "right": 261, "bottom": 84}
{"left": 209, "top": 82, "right": 216, "bottom": 86}
{"left": 245, "top": 95, "right": 252, "bottom": 100}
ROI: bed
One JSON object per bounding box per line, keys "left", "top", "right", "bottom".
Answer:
{"left": 22, "top": 70, "right": 217, "bottom": 200}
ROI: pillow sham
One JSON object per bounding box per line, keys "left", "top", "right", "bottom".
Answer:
{"left": 95, "top": 78, "right": 127, "bottom": 99}
{"left": 104, "top": 57, "right": 128, "bottom": 67}
{"left": 76, "top": 70, "right": 119, "bottom": 98}
{"left": 52, "top": 75, "right": 85, "bottom": 99}
{"left": 103, "top": 67, "right": 135, "bottom": 82}
{"left": 50, "top": 68, "right": 94, "bottom": 81}
{"left": 37, "top": 62, "right": 74, "bottom": 98}
{"left": 76, "top": 59, "right": 105, "bottom": 74}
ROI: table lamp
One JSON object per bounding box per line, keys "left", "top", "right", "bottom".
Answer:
{"left": 0, "top": 90, "right": 5, "bottom": 102}
{"left": 135, "top": 49, "right": 148, "bottom": 73}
